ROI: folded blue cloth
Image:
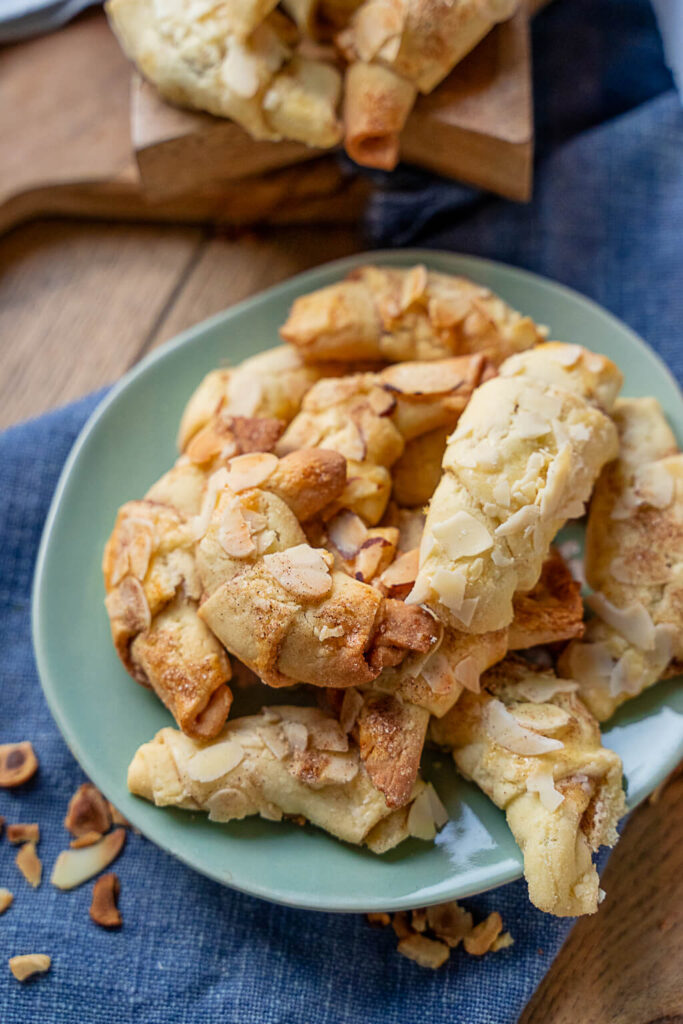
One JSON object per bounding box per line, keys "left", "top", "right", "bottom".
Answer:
{"left": 1, "top": 2, "right": 681, "bottom": 1022}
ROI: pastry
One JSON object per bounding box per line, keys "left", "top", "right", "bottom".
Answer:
{"left": 281, "top": 265, "right": 545, "bottom": 363}
{"left": 128, "top": 705, "right": 446, "bottom": 849}
{"left": 410, "top": 343, "right": 620, "bottom": 633}
{"left": 106, "top": 1, "right": 343, "bottom": 147}
{"left": 430, "top": 657, "right": 625, "bottom": 915}
{"left": 559, "top": 397, "right": 683, "bottom": 720}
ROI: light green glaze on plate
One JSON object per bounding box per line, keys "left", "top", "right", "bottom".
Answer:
{"left": 32, "top": 250, "right": 683, "bottom": 913}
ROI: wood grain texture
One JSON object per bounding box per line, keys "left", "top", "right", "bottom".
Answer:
{"left": 0, "top": 220, "right": 202, "bottom": 428}
{"left": 520, "top": 773, "right": 683, "bottom": 1024}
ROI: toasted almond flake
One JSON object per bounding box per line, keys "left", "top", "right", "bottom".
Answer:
{"left": 0, "top": 741, "right": 38, "bottom": 788}
{"left": 0, "top": 889, "right": 13, "bottom": 915}
{"left": 382, "top": 361, "right": 464, "bottom": 397}
{"left": 108, "top": 803, "right": 131, "bottom": 829}
{"left": 400, "top": 265, "right": 428, "bottom": 311}
{"left": 218, "top": 501, "right": 256, "bottom": 558}
{"left": 70, "top": 832, "right": 103, "bottom": 849}
{"left": 397, "top": 934, "right": 450, "bottom": 969}
{"left": 191, "top": 468, "right": 230, "bottom": 540}
{"left": 514, "top": 678, "right": 578, "bottom": 703}
{"left": 320, "top": 754, "right": 358, "bottom": 785}
{"left": 282, "top": 721, "right": 308, "bottom": 752}
{"left": 404, "top": 575, "right": 434, "bottom": 607}
{"left": 367, "top": 388, "right": 396, "bottom": 416}
{"left": 226, "top": 370, "right": 263, "bottom": 416}
{"left": 65, "top": 783, "right": 111, "bottom": 837}
{"left": 587, "top": 593, "right": 656, "bottom": 650}
{"left": 432, "top": 568, "right": 466, "bottom": 612}
{"left": 90, "top": 873, "right": 122, "bottom": 929}
{"left": 9, "top": 954, "right": 51, "bottom": 982}
{"left": 511, "top": 703, "right": 571, "bottom": 733}
{"left": 326, "top": 421, "right": 366, "bottom": 461}
{"left": 426, "top": 901, "right": 473, "bottom": 947}
{"left": 380, "top": 548, "right": 420, "bottom": 593}
{"left": 495, "top": 505, "right": 540, "bottom": 538}
{"left": 432, "top": 512, "right": 493, "bottom": 560}
{"left": 421, "top": 651, "right": 458, "bottom": 695}
{"left": 411, "top": 907, "right": 428, "bottom": 932}
{"left": 366, "top": 911, "right": 391, "bottom": 927}
{"left": 261, "top": 727, "right": 290, "bottom": 760}
{"left": 15, "top": 843, "right": 42, "bottom": 888}
{"left": 516, "top": 411, "right": 550, "bottom": 439}
{"left": 492, "top": 478, "right": 511, "bottom": 507}
{"left": 242, "top": 509, "right": 268, "bottom": 533}
{"left": 7, "top": 824, "right": 39, "bottom": 845}
{"left": 51, "top": 829, "right": 126, "bottom": 891}
{"left": 407, "top": 788, "right": 437, "bottom": 841}
{"left": 186, "top": 741, "right": 244, "bottom": 783}
{"left": 451, "top": 597, "right": 480, "bottom": 629}
{"left": 454, "top": 655, "right": 482, "bottom": 693}
{"left": 328, "top": 511, "right": 368, "bottom": 558}
{"left": 526, "top": 764, "right": 564, "bottom": 811}
{"left": 226, "top": 452, "right": 278, "bottom": 492}
{"left": 484, "top": 700, "right": 564, "bottom": 755}
{"left": 340, "top": 688, "right": 363, "bottom": 733}
{"left": 186, "top": 427, "right": 224, "bottom": 465}
{"left": 426, "top": 784, "right": 449, "bottom": 829}
{"left": 263, "top": 544, "right": 333, "bottom": 600}
{"left": 463, "top": 912, "right": 504, "bottom": 955}
{"left": 491, "top": 931, "right": 514, "bottom": 952}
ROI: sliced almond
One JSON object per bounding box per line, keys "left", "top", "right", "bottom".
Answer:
{"left": 64, "top": 783, "right": 111, "bottom": 837}
{"left": 407, "top": 788, "right": 437, "bottom": 841}
{"left": 186, "top": 741, "right": 244, "bottom": 783}
{"left": 526, "top": 765, "right": 564, "bottom": 812}
{"left": 15, "top": 842, "right": 42, "bottom": 888}
{"left": 9, "top": 954, "right": 51, "bottom": 982}
{"left": 108, "top": 803, "right": 131, "bottom": 828}
{"left": 484, "top": 700, "right": 564, "bottom": 755}
{"left": 354, "top": 537, "right": 393, "bottom": 582}
{"left": 51, "top": 828, "right": 126, "bottom": 891}
{"left": 366, "top": 911, "right": 391, "bottom": 927}
{"left": 7, "top": 824, "right": 39, "bottom": 845}
{"left": 225, "top": 452, "right": 278, "bottom": 493}
{"left": 90, "top": 873, "right": 122, "bottom": 929}
{"left": 70, "top": 831, "right": 104, "bottom": 849}
{"left": 379, "top": 548, "right": 419, "bottom": 598}
{"left": 421, "top": 651, "right": 458, "bottom": 695}
{"left": 263, "top": 544, "right": 332, "bottom": 600}
{"left": 491, "top": 931, "right": 514, "bottom": 952}
{"left": 0, "top": 889, "right": 13, "bottom": 915}
{"left": 340, "top": 687, "right": 364, "bottom": 734}
{"left": 511, "top": 703, "right": 571, "bottom": 734}
{"left": 391, "top": 910, "right": 412, "bottom": 940}
{"left": 411, "top": 908, "right": 428, "bottom": 933}
{"left": 282, "top": 721, "right": 308, "bottom": 752}
{"left": 218, "top": 501, "right": 256, "bottom": 558}
{"left": 463, "top": 912, "right": 503, "bottom": 955}
{"left": 319, "top": 753, "right": 358, "bottom": 785}
{"left": 397, "top": 934, "right": 450, "bottom": 969}
{"left": 327, "top": 511, "right": 368, "bottom": 559}
{"left": 586, "top": 593, "right": 656, "bottom": 651}
{"left": 426, "top": 901, "right": 473, "bottom": 947}
{"left": 0, "top": 742, "right": 38, "bottom": 788}
{"left": 382, "top": 361, "right": 466, "bottom": 397}
{"left": 431, "top": 567, "right": 466, "bottom": 612}
{"left": 261, "top": 727, "right": 290, "bottom": 761}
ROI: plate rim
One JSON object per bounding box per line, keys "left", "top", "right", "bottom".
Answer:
{"left": 32, "top": 248, "right": 683, "bottom": 913}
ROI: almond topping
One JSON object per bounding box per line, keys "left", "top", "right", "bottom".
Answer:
{"left": 586, "top": 593, "right": 656, "bottom": 651}
{"left": 263, "top": 544, "right": 333, "bottom": 600}
{"left": 340, "top": 688, "right": 364, "bottom": 733}
{"left": 218, "top": 501, "right": 256, "bottom": 558}
{"left": 7, "top": 824, "right": 40, "bottom": 844}
{"left": 366, "top": 912, "right": 391, "bottom": 927}
{"left": 0, "top": 889, "right": 14, "bottom": 915}
{"left": 397, "top": 934, "right": 450, "bottom": 969}
{"left": 90, "top": 873, "right": 122, "bottom": 929}
{"left": 15, "top": 843, "right": 42, "bottom": 888}
{"left": 382, "top": 361, "right": 466, "bottom": 397}
{"left": 70, "top": 832, "right": 103, "bottom": 849}
{"left": 9, "top": 954, "right": 51, "bottom": 982}
{"left": 186, "top": 741, "right": 244, "bottom": 783}
{"left": 511, "top": 703, "right": 571, "bottom": 734}
{"left": 0, "top": 742, "right": 38, "bottom": 788}
{"left": 484, "top": 699, "right": 564, "bottom": 755}
{"left": 64, "top": 783, "right": 111, "bottom": 837}
{"left": 431, "top": 568, "right": 466, "bottom": 612}
{"left": 226, "top": 452, "right": 278, "bottom": 492}
{"left": 51, "top": 829, "right": 126, "bottom": 890}
{"left": 379, "top": 548, "right": 419, "bottom": 598}
{"left": 328, "top": 510, "right": 368, "bottom": 558}
{"left": 463, "top": 912, "right": 503, "bottom": 955}
{"left": 282, "top": 721, "right": 308, "bottom": 752}
{"left": 426, "top": 901, "right": 473, "bottom": 947}
{"left": 526, "top": 765, "right": 564, "bottom": 812}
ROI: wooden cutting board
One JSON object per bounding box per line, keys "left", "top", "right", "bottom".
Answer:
{"left": 0, "top": 4, "right": 534, "bottom": 234}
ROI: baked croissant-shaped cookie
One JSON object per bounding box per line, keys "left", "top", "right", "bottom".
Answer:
{"left": 283, "top": 0, "right": 364, "bottom": 38}
{"left": 128, "top": 705, "right": 446, "bottom": 850}
{"left": 336, "top": 0, "right": 517, "bottom": 167}
{"left": 277, "top": 355, "right": 488, "bottom": 523}
{"left": 410, "top": 344, "right": 620, "bottom": 633}
{"left": 177, "top": 345, "right": 327, "bottom": 452}
{"left": 430, "top": 657, "right": 626, "bottom": 916}
{"left": 106, "top": 2, "right": 343, "bottom": 147}
{"left": 559, "top": 397, "right": 683, "bottom": 720}
{"left": 194, "top": 451, "right": 439, "bottom": 689}
{"left": 103, "top": 500, "right": 232, "bottom": 739}
{"left": 281, "top": 265, "right": 545, "bottom": 364}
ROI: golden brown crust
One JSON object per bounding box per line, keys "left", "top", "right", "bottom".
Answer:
{"left": 357, "top": 693, "right": 429, "bottom": 807}
{"left": 509, "top": 548, "right": 584, "bottom": 650}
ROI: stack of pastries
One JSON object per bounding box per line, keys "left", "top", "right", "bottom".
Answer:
{"left": 103, "top": 264, "right": 683, "bottom": 917}
{"left": 105, "top": 0, "right": 519, "bottom": 169}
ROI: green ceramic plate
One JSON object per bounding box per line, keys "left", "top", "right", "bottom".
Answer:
{"left": 33, "top": 250, "right": 683, "bottom": 913}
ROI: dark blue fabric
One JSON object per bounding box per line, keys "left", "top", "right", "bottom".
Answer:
{"left": 1, "top": 1, "right": 682, "bottom": 1020}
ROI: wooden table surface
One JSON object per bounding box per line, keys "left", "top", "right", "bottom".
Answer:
{"left": 1, "top": 15, "right": 681, "bottom": 1024}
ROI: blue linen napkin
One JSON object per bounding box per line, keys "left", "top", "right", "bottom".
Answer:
{"left": 1, "top": 2, "right": 682, "bottom": 1022}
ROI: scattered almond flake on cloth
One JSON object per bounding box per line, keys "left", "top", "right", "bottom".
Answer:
{"left": 365, "top": 900, "right": 513, "bottom": 968}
